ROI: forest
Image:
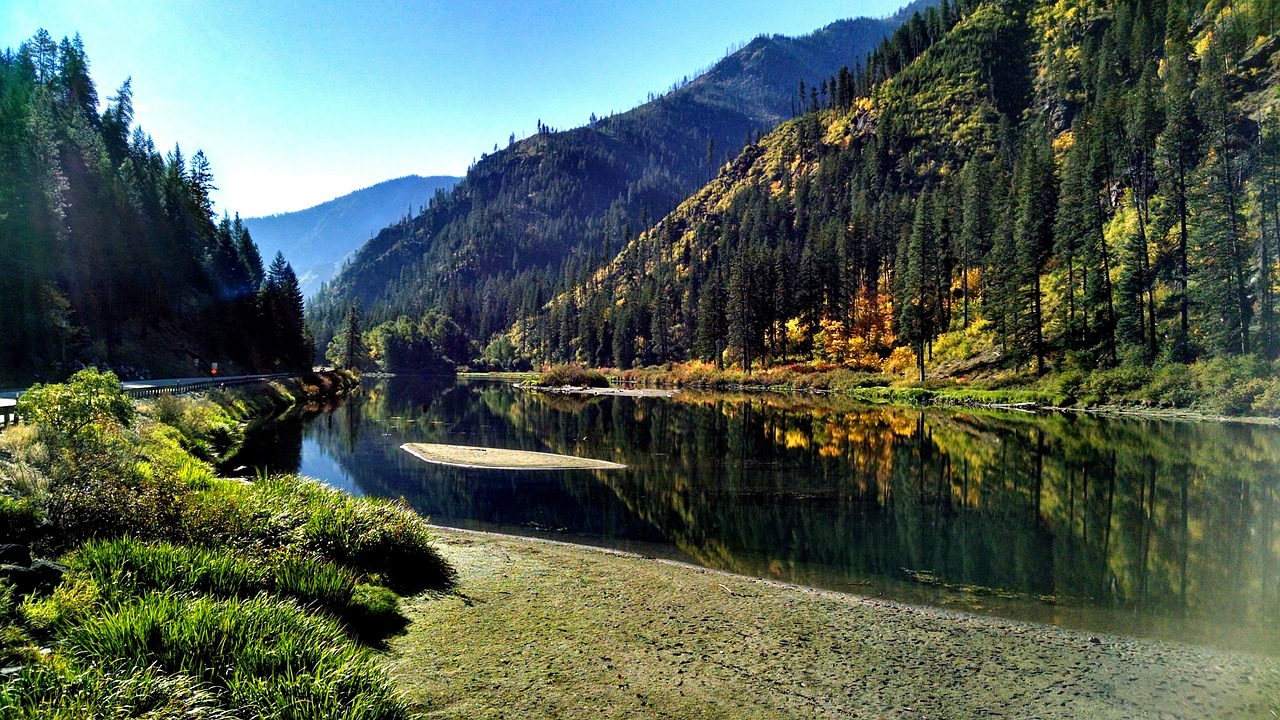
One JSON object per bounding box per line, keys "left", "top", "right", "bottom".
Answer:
{"left": 0, "top": 31, "right": 311, "bottom": 385}
{"left": 507, "top": 0, "right": 1280, "bottom": 394}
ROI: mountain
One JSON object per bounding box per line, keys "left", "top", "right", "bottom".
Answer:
{"left": 244, "top": 175, "right": 459, "bottom": 297}
{"left": 511, "top": 0, "right": 1280, "bottom": 379}
{"left": 308, "top": 2, "right": 934, "bottom": 355}
{"left": 0, "top": 31, "right": 310, "bottom": 383}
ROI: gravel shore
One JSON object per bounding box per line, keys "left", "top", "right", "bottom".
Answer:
{"left": 386, "top": 527, "right": 1280, "bottom": 719}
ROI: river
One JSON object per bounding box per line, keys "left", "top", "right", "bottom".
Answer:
{"left": 229, "top": 375, "right": 1280, "bottom": 656}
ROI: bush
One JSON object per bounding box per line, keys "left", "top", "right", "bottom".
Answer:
{"left": 146, "top": 395, "right": 243, "bottom": 461}
{"left": 18, "top": 574, "right": 101, "bottom": 633}
{"left": 0, "top": 495, "right": 40, "bottom": 543}
{"left": 536, "top": 364, "right": 610, "bottom": 388}
{"left": 15, "top": 368, "right": 135, "bottom": 445}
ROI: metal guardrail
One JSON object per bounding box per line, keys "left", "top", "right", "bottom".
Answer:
{"left": 0, "top": 373, "right": 293, "bottom": 428}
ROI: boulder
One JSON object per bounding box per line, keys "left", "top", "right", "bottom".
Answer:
{"left": 0, "top": 544, "right": 31, "bottom": 567}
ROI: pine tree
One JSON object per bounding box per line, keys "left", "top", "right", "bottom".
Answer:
{"left": 1256, "top": 110, "right": 1280, "bottom": 359}
{"left": 325, "top": 301, "right": 367, "bottom": 370}
{"left": 1156, "top": 4, "right": 1201, "bottom": 361}
{"left": 1190, "top": 39, "right": 1251, "bottom": 355}
{"left": 694, "top": 269, "right": 728, "bottom": 368}
{"left": 265, "top": 252, "right": 311, "bottom": 370}
{"left": 1012, "top": 129, "right": 1057, "bottom": 374}
{"left": 958, "top": 159, "right": 990, "bottom": 329}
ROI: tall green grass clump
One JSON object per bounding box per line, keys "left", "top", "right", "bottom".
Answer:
{"left": 246, "top": 475, "right": 455, "bottom": 593}
{"left": 58, "top": 538, "right": 401, "bottom": 634}
{"left": 0, "top": 663, "right": 235, "bottom": 720}
{"left": 59, "top": 593, "right": 408, "bottom": 720}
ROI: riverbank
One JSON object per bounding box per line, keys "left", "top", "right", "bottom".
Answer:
{"left": 0, "top": 368, "right": 451, "bottom": 719}
{"left": 602, "top": 358, "right": 1280, "bottom": 424}
{"left": 390, "top": 527, "right": 1279, "bottom": 719}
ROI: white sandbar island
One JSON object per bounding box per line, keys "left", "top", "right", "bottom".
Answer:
{"left": 401, "top": 443, "right": 627, "bottom": 471}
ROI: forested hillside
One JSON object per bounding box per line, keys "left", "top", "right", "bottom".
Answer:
{"left": 244, "top": 174, "right": 459, "bottom": 297}
{"left": 0, "top": 31, "right": 311, "bottom": 384}
{"left": 308, "top": 5, "right": 931, "bottom": 357}
{"left": 514, "top": 0, "right": 1280, "bottom": 389}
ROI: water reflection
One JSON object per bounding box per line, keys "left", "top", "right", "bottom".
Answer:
{"left": 238, "top": 376, "right": 1280, "bottom": 654}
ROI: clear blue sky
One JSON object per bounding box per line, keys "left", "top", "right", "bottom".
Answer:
{"left": 2, "top": 1, "right": 903, "bottom": 217}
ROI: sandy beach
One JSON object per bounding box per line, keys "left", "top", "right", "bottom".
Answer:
{"left": 386, "top": 527, "right": 1280, "bottom": 719}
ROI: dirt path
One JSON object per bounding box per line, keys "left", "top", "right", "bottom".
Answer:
{"left": 386, "top": 528, "right": 1280, "bottom": 719}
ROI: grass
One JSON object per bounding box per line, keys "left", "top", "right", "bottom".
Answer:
{"left": 1, "top": 662, "right": 235, "bottom": 720}
{"left": 0, "top": 369, "right": 443, "bottom": 720}
{"left": 64, "top": 593, "right": 408, "bottom": 720}
{"left": 48, "top": 538, "right": 400, "bottom": 632}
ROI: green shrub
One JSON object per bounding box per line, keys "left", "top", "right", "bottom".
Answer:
{"left": 1080, "top": 365, "right": 1153, "bottom": 404}
{"left": 0, "top": 495, "right": 39, "bottom": 542}
{"left": 1139, "top": 363, "right": 1194, "bottom": 407}
{"left": 537, "top": 364, "right": 610, "bottom": 388}
{"left": 147, "top": 395, "right": 243, "bottom": 461}
{"left": 40, "top": 467, "right": 186, "bottom": 553}
{"left": 18, "top": 575, "right": 101, "bottom": 633}
{"left": 0, "top": 580, "right": 39, "bottom": 666}
{"left": 15, "top": 368, "right": 135, "bottom": 445}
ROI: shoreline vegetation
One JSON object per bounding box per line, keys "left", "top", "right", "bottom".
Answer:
{"left": 390, "top": 526, "right": 1280, "bottom": 719}
{"left": 0, "top": 368, "right": 453, "bottom": 720}
{"left": 506, "top": 358, "right": 1280, "bottom": 424}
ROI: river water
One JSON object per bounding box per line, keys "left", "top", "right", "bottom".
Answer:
{"left": 231, "top": 375, "right": 1280, "bottom": 655}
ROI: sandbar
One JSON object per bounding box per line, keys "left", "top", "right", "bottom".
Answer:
{"left": 514, "top": 383, "right": 676, "bottom": 398}
{"left": 387, "top": 527, "right": 1280, "bottom": 719}
{"left": 401, "top": 442, "right": 626, "bottom": 470}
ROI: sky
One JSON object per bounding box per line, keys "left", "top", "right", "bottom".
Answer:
{"left": 2, "top": 1, "right": 904, "bottom": 218}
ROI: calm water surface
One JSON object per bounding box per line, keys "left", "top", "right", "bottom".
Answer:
{"left": 233, "top": 376, "right": 1280, "bottom": 655}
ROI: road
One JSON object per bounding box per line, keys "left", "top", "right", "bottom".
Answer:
{"left": 0, "top": 373, "right": 293, "bottom": 409}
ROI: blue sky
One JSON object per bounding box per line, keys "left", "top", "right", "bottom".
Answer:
{"left": 2, "top": 1, "right": 903, "bottom": 217}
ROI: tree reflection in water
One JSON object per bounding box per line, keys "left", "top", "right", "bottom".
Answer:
{"left": 243, "top": 376, "right": 1280, "bottom": 654}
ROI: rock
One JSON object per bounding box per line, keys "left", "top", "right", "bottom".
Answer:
{"left": 0, "top": 558, "right": 66, "bottom": 595}
{"left": 0, "top": 564, "right": 35, "bottom": 594}
{"left": 29, "top": 559, "right": 67, "bottom": 590}
{"left": 0, "top": 544, "right": 31, "bottom": 567}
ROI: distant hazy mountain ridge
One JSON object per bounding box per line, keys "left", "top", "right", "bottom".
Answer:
{"left": 245, "top": 175, "right": 459, "bottom": 296}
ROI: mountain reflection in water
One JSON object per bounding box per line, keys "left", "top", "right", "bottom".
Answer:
{"left": 232, "top": 375, "right": 1280, "bottom": 655}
